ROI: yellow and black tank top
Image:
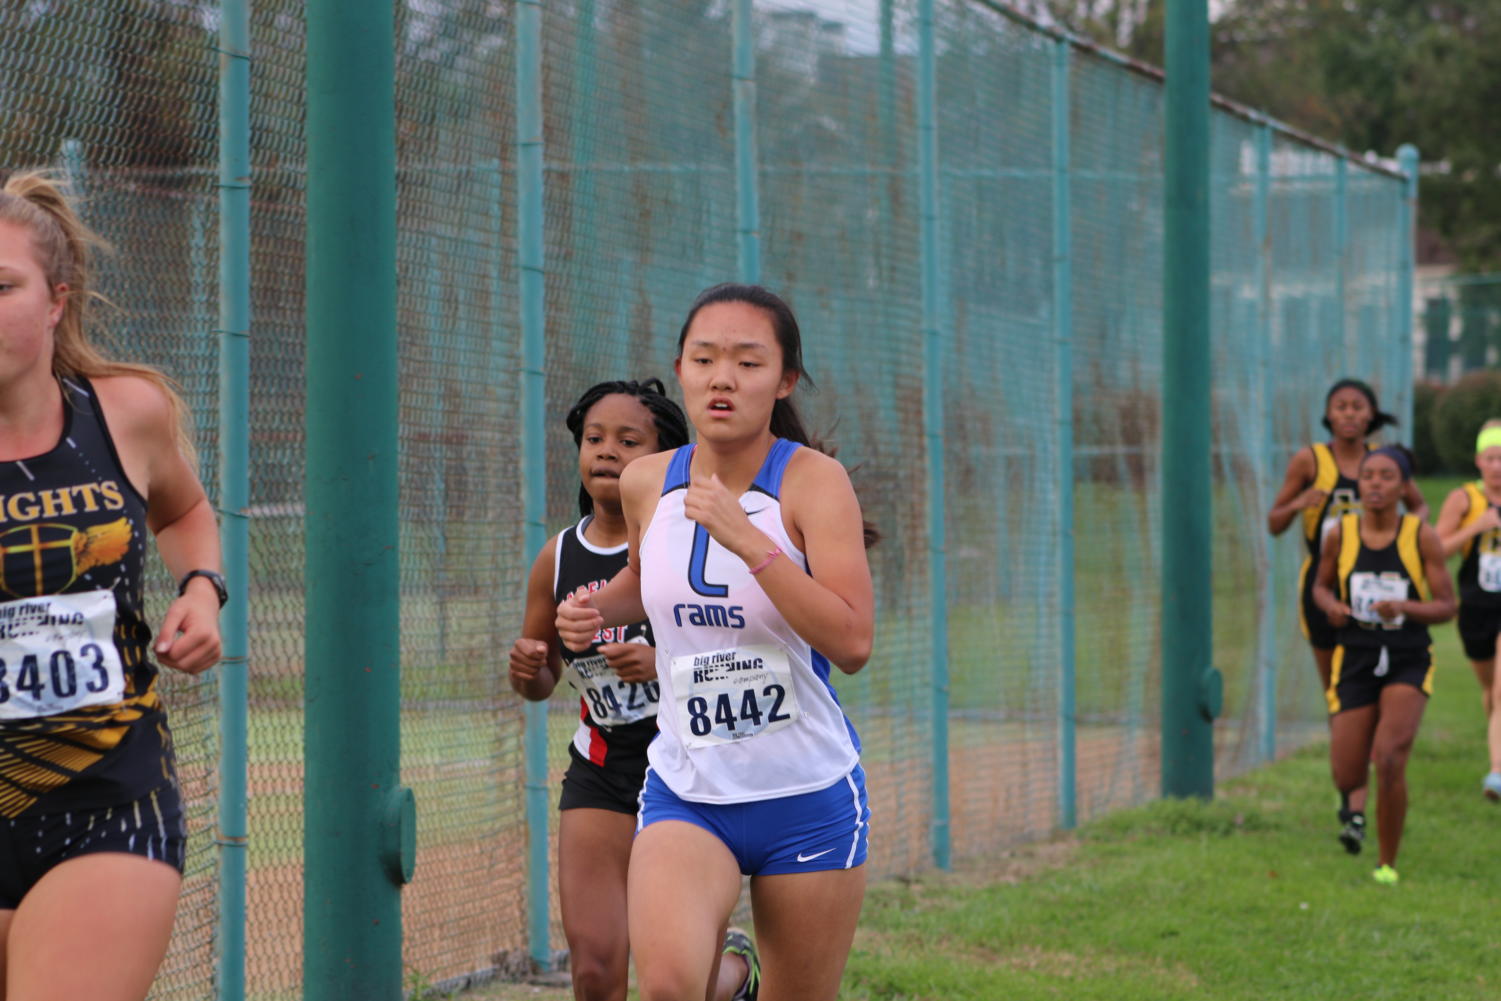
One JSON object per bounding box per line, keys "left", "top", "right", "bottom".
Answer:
{"left": 1334, "top": 512, "right": 1430, "bottom": 650}
{"left": 1301, "top": 442, "right": 1364, "bottom": 560}
{"left": 0, "top": 377, "right": 172, "bottom": 818}
{"left": 1456, "top": 481, "right": 1501, "bottom": 609}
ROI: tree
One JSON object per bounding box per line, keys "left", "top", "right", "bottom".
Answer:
{"left": 1028, "top": 0, "right": 1501, "bottom": 272}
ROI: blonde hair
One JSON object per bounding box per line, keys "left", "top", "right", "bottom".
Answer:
{"left": 0, "top": 170, "right": 195, "bottom": 466}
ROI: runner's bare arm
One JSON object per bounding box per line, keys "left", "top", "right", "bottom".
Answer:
{"left": 1398, "top": 524, "right": 1458, "bottom": 625}
{"left": 1312, "top": 522, "right": 1350, "bottom": 626}
{"left": 686, "top": 449, "right": 873, "bottom": 673}
{"left": 1434, "top": 487, "right": 1500, "bottom": 557}
{"left": 511, "top": 536, "right": 563, "bottom": 700}
{"left": 1267, "top": 447, "right": 1320, "bottom": 536}
{"left": 96, "top": 376, "right": 221, "bottom": 675}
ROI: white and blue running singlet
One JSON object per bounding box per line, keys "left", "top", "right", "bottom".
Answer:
{"left": 639, "top": 438, "right": 861, "bottom": 804}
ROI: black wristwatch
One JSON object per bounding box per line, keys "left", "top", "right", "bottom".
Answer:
{"left": 179, "top": 569, "right": 229, "bottom": 608}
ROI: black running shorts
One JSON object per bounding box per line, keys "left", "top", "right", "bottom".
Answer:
{"left": 0, "top": 783, "right": 186, "bottom": 909}
{"left": 1458, "top": 602, "right": 1501, "bottom": 662}
{"left": 558, "top": 742, "right": 649, "bottom": 816}
{"left": 1327, "top": 645, "right": 1432, "bottom": 715}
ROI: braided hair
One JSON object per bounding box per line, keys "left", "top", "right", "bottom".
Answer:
{"left": 565, "top": 377, "right": 690, "bottom": 517}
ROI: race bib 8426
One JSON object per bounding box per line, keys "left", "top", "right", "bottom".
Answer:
{"left": 562, "top": 643, "right": 660, "bottom": 727}
{"left": 0, "top": 591, "right": 126, "bottom": 720}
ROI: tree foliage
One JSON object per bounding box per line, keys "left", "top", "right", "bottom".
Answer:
{"left": 1025, "top": 0, "right": 1501, "bottom": 272}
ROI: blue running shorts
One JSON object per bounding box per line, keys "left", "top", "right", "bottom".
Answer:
{"left": 637, "top": 764, "right": 870, "bottom": 876}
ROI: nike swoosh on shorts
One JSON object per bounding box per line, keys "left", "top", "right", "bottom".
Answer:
{"left": 796, "top": 848, "right": 836, "bottom": 862}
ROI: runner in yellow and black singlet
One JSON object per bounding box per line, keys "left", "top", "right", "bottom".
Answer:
{"left": 1267, "top": 379, "right": 1426, "bottom": 848}
{"left": 1434, "top": 419, "right": 1501, "bottom": 801}
{"left": 0, "top": 377, "right": 175, "bottom": 822}
{"left": 0, "top": 172, "right": 223, "bottom": 1001}
{"left": 1268, "top": 380, "right": 1427, "bottom": 681}
{"left": 1314, "top": 446, "right": 1454, "bottom": 884}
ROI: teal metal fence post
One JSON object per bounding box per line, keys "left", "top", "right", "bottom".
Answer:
{"left": 1334, "top": 157, "right": 1349, "bottom": 369}
{"left": 1051, "top": 36, "right": 1076, "bottom": 830}
{"left": 1162, "top": 0, "right": 1216, "bottom": 799}
{"left": 1397, "top": 145, "right": 1419, "bottom": 431}
{"left": 917, "top": 0, "right": 950, "bottom": 867}
{"left": 516, "top": 0, "right": 553, "bottom": 971}
{"left": 304, "top": 3, "right": 412, "bottom": 999}
{"left": 1254, "top": 122, "right": 1278, "bottom": 764}
{"left": 733, "top": 0, "right": 760, "bottom": 283}
{"left": 216, "top": 2, "right": 250, "bottom": 998}
{"left": 879, "top": 0, "right": 896, "bottom": 167}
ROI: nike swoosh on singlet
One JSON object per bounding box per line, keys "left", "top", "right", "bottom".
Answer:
{"left": 796, "top": 848, "right": 836, "bottom": 862}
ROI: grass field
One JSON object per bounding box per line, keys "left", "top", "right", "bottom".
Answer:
{"left": 461, "top": 473, "right": 1497, "bottom": 1000}
{"left": 466, "top": 621, "right": 1495, "bottom": 1001}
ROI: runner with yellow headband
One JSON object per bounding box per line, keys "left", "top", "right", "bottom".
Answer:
{"left": 1435, "top": 419, "right": 1501, "bottom": 800}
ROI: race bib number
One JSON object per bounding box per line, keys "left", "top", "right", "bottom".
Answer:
{"left": 671, "top": 644, "right": 800, "bottom": 749}
{"left": 1480, "top": 552, "right": 1501, "bottom": 593}
{"left": 0, "top": 591, "right": 126, "bottom": 720}
{"left": 1349, "top": 572, "right": 1408, "bottom": 629}
{"left": 563, "top": 644, "right": 660, "bottom": 727}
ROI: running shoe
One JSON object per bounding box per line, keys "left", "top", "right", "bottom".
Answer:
{"left": 1372, "top": 864, "right": 1399, "bottom": 886}
{"left": 1337, "top": 810, "right": 1365, "bottom": 855}
{"left": 1483, "top": 772, "right": 1501, "bottom": 802}
{"left": 723, "top": 927, "right": 760, "bottom": 1001}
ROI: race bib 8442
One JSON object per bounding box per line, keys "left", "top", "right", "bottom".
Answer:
{"left": 670, "top": 644, "right": 801, "bottom": 749}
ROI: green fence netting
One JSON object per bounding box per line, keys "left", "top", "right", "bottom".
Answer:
{"left": 1419, "top": 275, "right": 1501, "bottom": 381}
{"left": 0, "top": 1, "right": 1412, "bottom": 998}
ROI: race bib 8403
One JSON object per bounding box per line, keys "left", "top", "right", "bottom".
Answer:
{"left": 0, "top": 591, "right": 126, "bottom": 720}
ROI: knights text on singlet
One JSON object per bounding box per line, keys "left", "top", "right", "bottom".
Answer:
{"left": 0, "top": 378, "right": 174, "bottom": 818}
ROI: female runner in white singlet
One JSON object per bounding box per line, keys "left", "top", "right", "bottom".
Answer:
{"left": 557, "top": 284, "right": 874, "bottom": 1001}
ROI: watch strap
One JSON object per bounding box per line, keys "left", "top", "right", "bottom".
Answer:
{"left": 179, "top": 569, "right": 228, "bottom": 608}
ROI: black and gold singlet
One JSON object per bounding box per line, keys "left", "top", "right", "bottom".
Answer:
{"left": 0, "top": 377, "right": 173, "bottom": 818}
{"left": 1456, "top": 482, "right": 1501, "bottom": 610}
{"left": 1301, "top": 442, "right": 1364, "bottom": 561}
{"left": 1333, "top": 512, "right": 1430, "bottom": 651}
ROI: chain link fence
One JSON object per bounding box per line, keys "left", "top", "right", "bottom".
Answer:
{"left": 0, "top": 1, "right": 1411, "bottom": 998}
